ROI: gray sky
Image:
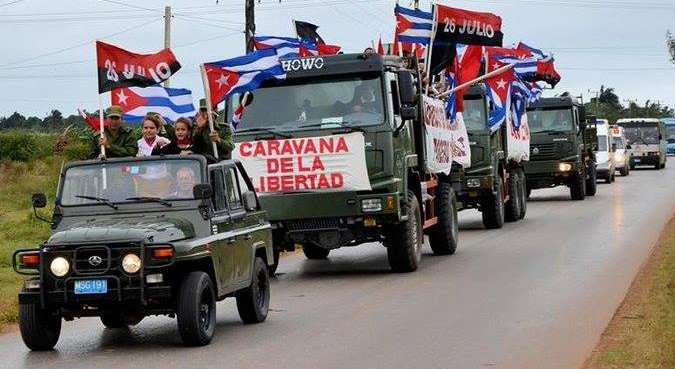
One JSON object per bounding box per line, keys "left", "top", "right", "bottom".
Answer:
{"left": 1, "top": 0, "right": 675, "bottom": 118}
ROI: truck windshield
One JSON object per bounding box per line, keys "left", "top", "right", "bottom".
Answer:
{"left": 230, "top": 73, "right": 385, "bottom": 132}
{"left": 618, "top": 123, "right": 660, "bottom": 145}
{"left": 463, "top": 97, "right": 487, "bottom": 131}
{"left": 59, "top": 159, "right": 204, "bottom": 206}
{"left": 666, "top": 125, "right": 675, "bottom": 143}
{"left": 526, "top": 107, "right": 574, "bottom": 133}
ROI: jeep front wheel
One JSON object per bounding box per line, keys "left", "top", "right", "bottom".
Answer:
{"left": 302, "top": 244, "right": 330, "bottom": 260}
{"left": 385, "top": 191, "right": 423, "bottom": 272}
{"left": 236, "top": 257, "right": 270, "bottom": 324}
{"left": 177, "top": 271, "right": 216, "bottom": 346}
{"left": 100, "top": 312, "right": 127, "bottom": 329}
{"left": 19, "top": 300, "right": 61, "bottom": 351}
{"left": 428, "top": 182, "right": 459, "bottom": 255}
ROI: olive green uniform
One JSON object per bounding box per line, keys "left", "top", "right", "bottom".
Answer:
{"left": 193, "top": 123, "right": 234, "bottom": 160}
{"left": 91, "top": 125, "right": 138, "bottom": 158}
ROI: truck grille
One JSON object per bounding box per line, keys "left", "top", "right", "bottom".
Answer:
{"left": 286, "top": 218, "right": 341, "bottom": 232}
{"left": 530, "top": 143, "right": 558, "bottom": 160}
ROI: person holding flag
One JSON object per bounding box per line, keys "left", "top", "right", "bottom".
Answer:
{"left": 90, "top": 105, "right": 137, "bottom": 158}
{"left": 192, "top": 98, "right": 234, "bottom": 160}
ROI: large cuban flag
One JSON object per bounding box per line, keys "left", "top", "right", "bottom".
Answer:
{"left": 203, "top": 48, "right": 286, "bottom": 107}
{"left": 395, "top": 4, "right": 433, "bottom": 45}
{"left": 254, "top": 36, "right": 302, "bottom": 58}
{"left": 111, "top": 85, "right": 196, "bottom": 124}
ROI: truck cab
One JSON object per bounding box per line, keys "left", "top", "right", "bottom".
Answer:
{"left": 594, "top": 119, "right": 616, "bottom": 183}
{"left": 523, "top": 96, "right": 597, "bottom": 200}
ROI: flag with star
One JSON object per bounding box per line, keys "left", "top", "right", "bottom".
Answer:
{"left": 202, "top": 48, "right": 285, "bottom": 107}
{"left": 484, "top": 56, "right": 516, "bottom": 132}
{"left": 111, "top": 85, "right": 196, "bottom": 124}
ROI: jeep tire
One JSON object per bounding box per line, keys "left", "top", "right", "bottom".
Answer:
{"left": 177, "top": 271, "right": 216, "bottom": 346}
{"left": 385, "top": 191, "right": 423, "bottom": 273}
{"left": 428, "top": 182, "right": 459, "bottom": 255}
{"left": 100, "top": 312, "right": 127, "bottom": 329}
{"left": 302, "top": 244, "right": 330, "bottom": 260}
{"left": 482, "top": 176, "right": 505, "bottom": 229}
{"left": 19, "top": 299, "right": 61, "bottom": 351}
{"left": 236, "top": 257, "right": 270, "bottom": 324}
{"left": 505, "top": 171, "right": 521, "bottom": 223}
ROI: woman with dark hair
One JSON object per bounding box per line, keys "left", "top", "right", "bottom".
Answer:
{"left": 153, "top": 117, "right": 195, "bottom": 156}
{"left": 137, "top": 114, "right": 170, "bottom": 156}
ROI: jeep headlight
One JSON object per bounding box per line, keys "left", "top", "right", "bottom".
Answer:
{"left": 466, "top": 178, "right": 481, "bottom": 188}
{"left": 558, "top": 163, "right": 573, "bottom": 172}
{"left": 361, "top": 198, "right": 383, "bottom": 212}
{"left": 50, "top": 256, "right": 70, "bottom": 277}
{"left": 122, "top": 253, "right": 142, "bottom": 274}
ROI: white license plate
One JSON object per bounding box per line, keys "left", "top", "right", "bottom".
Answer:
{"left": 74, "top": 279, "right": 107, "bottom": 294}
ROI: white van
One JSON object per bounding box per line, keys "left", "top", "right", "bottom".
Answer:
{"left": 610, "top": 125, "right": 630, "bottom": 176}
{"left": 594, "top": 119, "right": 616, "bottom": 183}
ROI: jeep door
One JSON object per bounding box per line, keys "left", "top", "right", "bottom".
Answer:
{"left": 208, "top": 165, "right": 237, "bottom": 295}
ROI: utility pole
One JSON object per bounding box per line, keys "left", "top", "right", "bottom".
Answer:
{"left": 588, "top": 89, "right": 600, "bottom": 115}
{"left": 245, "top": 0, "right": 255, "bottom": 53}
{"left": 163, "top": 6, "right": 171, "bottom": 87}
{"left": 413, "top": 0, "right": 419, "bottom": 9}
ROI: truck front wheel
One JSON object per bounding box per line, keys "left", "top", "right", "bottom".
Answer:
{"left": 19, "top": 300, "right": 61, "bottom": 351}
{"left": 236, "top": 257, "right": 270, "bottom": 324}
{"left": 586, "top": 165, "right": 597, "bottom": 196}
{"left": 302, "top": 244, "right": 330, "bottom": 260}
{"left": 428, "top": 182, "right": 459, "bottom": 255}
{"left": 177, "top": 271, "right": 216, "bottom": 346}
{"left": 570, "top": 171, "right": 587, "bottom": 200}
{"left": 384, "top": 191, "right": 423, "bottom": 272}
{"left": 505, "top": 172, "right": 521, "bottom": 223}
{"left": 517, "top": 169, "right": 527, "bottom": 219}
{"left": 481, "top": 176, "right": 505, "bottom": 229}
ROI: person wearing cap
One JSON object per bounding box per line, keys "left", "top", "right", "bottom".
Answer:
{"left": 192, "top": 98, "right": 234, "bottom": 160}
{"left": 91, "top": 105, "right": 137, "bottom": 158}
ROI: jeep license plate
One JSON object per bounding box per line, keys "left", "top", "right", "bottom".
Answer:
{"left": 74, "top": 279, "right": 107, "bottom": 294}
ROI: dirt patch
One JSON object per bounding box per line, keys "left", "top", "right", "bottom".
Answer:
{"left": 583, "top": 212, "right": 675, "bottom": 369}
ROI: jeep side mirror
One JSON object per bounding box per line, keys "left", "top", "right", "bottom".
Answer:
{"left": 192, "top": 184, "right": 213, "bottom": 199}
{"left": 397, "top": 70, "right": 416, "bottom": 106}
{"left": 31, "top": 193, "right": 47, "bottom": 208}
{"left": 242, "top": 191, "right": 258, "bottom": 211}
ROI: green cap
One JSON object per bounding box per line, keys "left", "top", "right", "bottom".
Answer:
{"left": 199, "top": 98, "right": 207, "bottom": 109}
{"left": 106, "top": 105, "right": 123, "bottom": 117}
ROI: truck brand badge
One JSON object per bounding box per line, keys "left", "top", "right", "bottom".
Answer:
{"left": 281, "top": 57, "right": 325, "bottom": 72}
{"left": 88, "top": 255, "right": 103, "bottom": 266}
{"left": 365, "top": 141, "right": 373, "bottom": 148}
{"left": 532, "top": 147, "right": 540, "bottom": 154}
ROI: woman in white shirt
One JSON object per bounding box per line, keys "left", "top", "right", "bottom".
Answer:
{"left": 137, "top": 114, "right": 170, "bottom": 156}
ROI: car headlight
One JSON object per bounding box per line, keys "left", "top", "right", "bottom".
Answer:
{"left": 122, "top": 253, "right": 142, "bottom": 274}
{"left": 466, "top": 178, "right": 481, "bottom": 188}
{"left": 558, "top": 162, "right": 572, "bottom": 172}
{"left": 50, "top": 256, "right": 70, "bottom": 277}
{"left": 361, "top": 198, "right": 383, "bottom": 212}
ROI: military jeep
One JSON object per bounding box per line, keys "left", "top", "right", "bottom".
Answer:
{"left": 13, "top": 156, "right": 274, "bottom": 350}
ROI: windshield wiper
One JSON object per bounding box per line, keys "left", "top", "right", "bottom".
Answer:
{"left": 235, "top": 127, "right": 291, "bottom": 139}
{"left": 74, "top": 195, "right": 118, "bottom": 210}
{"left": 125, "top": 197, "right": 172, "bottom": 207}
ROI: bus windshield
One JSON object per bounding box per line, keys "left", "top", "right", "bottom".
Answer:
{"left": 230, "top": 72, "right": 385, "bottom": 132}
{"left": 526, "top": 107, "right": 574, "bottom": 133}
{"left": 618, "top": 122, "right": 660, "bottom": 145}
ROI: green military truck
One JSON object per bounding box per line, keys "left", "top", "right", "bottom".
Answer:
{"left": 523, "top": 96, "right": 597, "bottom": 200}
{"left": 454, "top": 85, "right": 528, "bottom": 229}
{"left": 231, "top": 53, "right": 464, "bottom": 273}
{"left": 13, "top": 156, "right": 273, "bottom": 350}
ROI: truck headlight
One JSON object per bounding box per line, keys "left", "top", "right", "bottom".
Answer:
{"left": 122, "top": 253, "right": 142, "bottom": 274}
{"left": 361, "top": 199, "right": 382, "bottom": 212}
{"left": 466, "top": 178, "right": 481, "bottom": 188}
{"left": 50, "top": 256, "right": 70, "bottom": 277}
{"left": 558, "top": 163, "right": 572, "bottom": 172}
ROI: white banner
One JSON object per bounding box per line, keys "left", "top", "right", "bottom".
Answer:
{"left": 233, "top": 132, "right": 372, "bottom": 193}
{"left": 506, "top": 110, "right": 530, "bottom": 162}
{"left": 422, "top": 96, "right": 471, "bottom": 173}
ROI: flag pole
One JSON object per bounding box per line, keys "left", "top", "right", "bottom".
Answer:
{"left": 424, "top": 3, "right": 437, "bottom": 95}
{"left": 199, "top": 64, "right": 219, "bottom": 158}
{"left": 437, "top": 62, "right": 515, "bottom": 98}
{"left": 98, "top": 94, "right": 106, "bottom": 158}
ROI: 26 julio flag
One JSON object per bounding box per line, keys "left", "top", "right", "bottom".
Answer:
{"left": 96, "top": 41, "right": 181, "bottom": 94}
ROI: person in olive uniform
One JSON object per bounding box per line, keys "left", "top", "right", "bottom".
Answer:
{"left": 92, "top": 105, "right": 137, "bottom": 158}
{"left": 192, "top": 98, "right": 234, "bottom": 160}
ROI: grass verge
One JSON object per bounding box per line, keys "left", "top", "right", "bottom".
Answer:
{"left": 584, "top": 214, "right": 675, "bottom": 369}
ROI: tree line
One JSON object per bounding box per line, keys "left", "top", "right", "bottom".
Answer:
{"left": 0, "top": 109, "right": 87, "bottom": 132}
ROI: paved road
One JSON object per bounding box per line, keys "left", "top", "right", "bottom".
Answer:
{"left": 2, "top": 166, "right": 674, "bottom": 369}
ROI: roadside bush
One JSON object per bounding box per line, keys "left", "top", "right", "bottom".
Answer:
{"left": 0, "top": 131, "right": 56, "bottom": 161}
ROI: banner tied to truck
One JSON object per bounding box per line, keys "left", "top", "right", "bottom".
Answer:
{"left": 506, "top": 111, "right": 531, "bottom": 162}
{"left": 423, "top": 96, "right": 471, "bottom": 173}
{"left": 233, "top": 132, "right": 371, "bottom": 193}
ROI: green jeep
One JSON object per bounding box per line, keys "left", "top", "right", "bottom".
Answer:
{"left": 13, "top": 156, "right": 273, "bottom": 350}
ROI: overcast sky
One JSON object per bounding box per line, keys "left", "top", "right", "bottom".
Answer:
{"left": 1, "top": 0, "right": 675, "bottom": 118}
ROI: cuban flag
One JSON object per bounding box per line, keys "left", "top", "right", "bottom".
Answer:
{"left": 203, "top": 48, "right": 285, "bottom": 107}
{"left": 254, "top": 36, "right": 302, "bottom": 58}
{"left": 510, "top": 79, "right": 532, "bottom": 130}
{"left": 516, "top": 42, "right": 546, "bottom": 59}
{"left": 528, "top": 82, "right": 543, "bottom": 103}
{"left": 484, "top": 58, "right": 515, "bottom": 132}
{"left": 395, "top": 4, "right": 433, "bottom": 45}
{"left": 111, "top": 85, "right": 196, "bottom": 124}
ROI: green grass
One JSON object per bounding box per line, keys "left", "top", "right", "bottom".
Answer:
{"left": 591, "top": 220, "right": 675, "bottom": 369}
{"left": 0, "top": 157, "right": 62, "bottom": 328}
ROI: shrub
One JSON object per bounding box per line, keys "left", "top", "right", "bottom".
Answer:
{"left": 0, "top": 131, "right": 57, "bottom": 162}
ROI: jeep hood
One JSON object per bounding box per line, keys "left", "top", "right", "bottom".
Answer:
{"left": 48, "top": 216, "right": 195, "bottom": 245}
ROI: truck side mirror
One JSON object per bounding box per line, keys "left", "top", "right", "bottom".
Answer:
{"left": 397, "top": 70, "right": 416, "bottom": 106}
{"left": 579, "top": 121, "right": 587, "bottom": 131}
{"left": 400, "top": 106, "right": 418, "bottom": 121}
{"left": 242, "top": 191, "right": 258, "bottom": 211}
{"left": 31, "top": 193, "right": 47, "bottom": 208}
{"left": 192, "top": 184, "right": 213, "bottom": 199}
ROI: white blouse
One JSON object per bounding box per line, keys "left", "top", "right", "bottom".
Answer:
{"left": 137, "top": 136, "right": 170, "bottom": 156}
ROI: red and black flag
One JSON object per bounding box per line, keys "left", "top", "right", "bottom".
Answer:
{"left": 96, "top": 41, "right": 181, "bottom": 94}
{"left": 428, "top": 5, "right": 503, "bottom": 75}
{"left": 294, "top": 20, "right": 324, "bottom": 45}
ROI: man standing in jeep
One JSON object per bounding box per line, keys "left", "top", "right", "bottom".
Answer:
{"left": 91, "top": 105, "right": 137, "bottom": 158}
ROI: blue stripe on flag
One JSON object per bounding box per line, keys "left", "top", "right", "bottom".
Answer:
{"left": 398, "top": 36, "right": 431, "bottom": 44}
{"left": 395, "top": 4, "right": 432, "bottom": 20}
{"left": 143, "top": 97, "right": 196, "bottom": 114}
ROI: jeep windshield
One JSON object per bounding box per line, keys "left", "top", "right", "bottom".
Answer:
{"left": 59, "top": 158, "right": 204, "bottom": 206}
{"left": 617, "top": 122, "right": 660, "bottom": 145}
{"left": 526, "top": 107, "right": 574, "bottom": 133}
{"left": 463, "top": 97, "right": 487, "bottom": 131}
{"left": 230, "top": 72, "right": 385, "bottom": 132}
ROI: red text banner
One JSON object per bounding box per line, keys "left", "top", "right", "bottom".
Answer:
{"left": 506, "top": 111, "right": 531, "bottom": 162}
{"left": 233, "top": 132, "right": 371, "bottom": 193}
{"left": 423, "top": 96, "right": 471, "bottom": 173}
